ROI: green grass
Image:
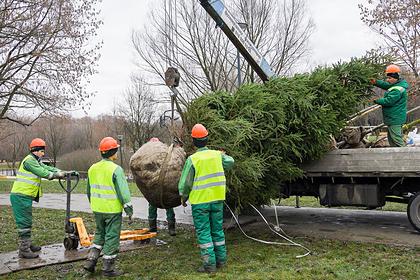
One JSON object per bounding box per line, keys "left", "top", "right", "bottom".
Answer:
{"left": 0, "top": 206, "right": 419, "bottom": 280}
{"left": 277, "top": 196, "right": 406, "bottom": 212}
{"left": 0, "top": 179, "right": 142, "bottom": 197}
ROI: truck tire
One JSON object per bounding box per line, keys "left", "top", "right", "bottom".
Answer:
{"left": 407, "top": 193, "right": 420, "bottom": 233}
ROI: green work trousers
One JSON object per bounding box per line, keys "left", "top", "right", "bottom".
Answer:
{"left": 387, "top": 125, "right": 405, "bottom": 147}
{"left": 10, "top": 194, "right": 33, "bottom": 238}
{"left": 92, "top": 212, "right": 122, "bottom": 256}
{"left": 148, "top": 204, "right": 175, "bottom": 222}
{"left": 191, "top": 201, "right": 226, "bottom": 267}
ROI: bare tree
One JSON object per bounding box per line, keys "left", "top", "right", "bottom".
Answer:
{"left": 2, "top": 121, "right": 31, "bottom": 173}
{"left": 43, "top": 116, "right": 68, "bottom": 166}
{"left": 132, "top": 0, "right": 314, "bottom": 102}
{"left": 236, "top": 0, "right": 314, "bottom": 81}
{"left": 115, "top": 75, "right": 160, "bottom": 153}
{"left": 359, "top": 0, "right": 420, "bottom": 78}
{"left": 0, "top": 0, "right": 102, "bottom": 125}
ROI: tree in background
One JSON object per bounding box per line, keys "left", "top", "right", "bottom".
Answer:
{"left": 0, "top": 119, "right": 32, "bottom": 172}
{"left": 235, "top": 0, "right": 314, "bottom": 81}
{"left": 43, "top": 116, "right": 69, "bottom": 166}
{"left": 0, "top": 0, "right": 102, "bottom": 125}
{"left": 115, "top": 75, "right": 160, "bottom": 153}
{"left": 359, "top": 0, "right": 419, "bottom": 79}
{"left": 132, "top": 0, "right": 313, "bottom": 103}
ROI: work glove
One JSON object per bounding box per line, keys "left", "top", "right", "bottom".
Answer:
{"left": 181, "top": 197, "right": 188, "bottom": 207}
{"left": 70, "top": 170, "right": 79, "bottom": 177}
{"left": 53, "top": 171, "right": 66, "bottom": 179}
{"left": 128, "top": 215, "right": 134, "bottom": 225}
{"left": 124, "top": 205, "right": 134, "bottom": 225}
{"left": 369, "top": 78, "right": 376, "bottom": 85}
{"left": 124, "top": 204, "right": 133, "bottom": 217}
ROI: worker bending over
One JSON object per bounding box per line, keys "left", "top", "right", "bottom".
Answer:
{"left": 178, "top": 124, "right": 234, "bottom": 273}
{"left": 84, "top": 137, "right": 133, "bottom": 277}
{"left": 10, "top": 138, "right": 68, "bottom": 259}
{"left": 371, "top": 64, "right": 409, "bottom": 147}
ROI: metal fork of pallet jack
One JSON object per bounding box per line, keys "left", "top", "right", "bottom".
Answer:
{"left": 58, "top": 172, "right": 80, "bottom": 250}
{"left": 58, "top": 172, "right": 157, "bottom": 251}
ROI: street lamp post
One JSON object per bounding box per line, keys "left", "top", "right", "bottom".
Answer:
{"left": 236, "top": 22, "right": 248, "bottom": 87}
{"left": 117, "top": 135, "right": 123, "bottom": 168}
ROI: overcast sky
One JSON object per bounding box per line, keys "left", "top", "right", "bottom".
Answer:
{"left": 77, "top": 0, "right": 378, "bottom": 117}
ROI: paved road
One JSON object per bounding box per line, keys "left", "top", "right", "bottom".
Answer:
{"left": 1, "top": 194, "right": 419, "bottom": 246}
{"left": 0, "top": 193, "right": 194, "bottom": 225}
{"left": 258, "top": 206, "right": 420, "bottom": 247}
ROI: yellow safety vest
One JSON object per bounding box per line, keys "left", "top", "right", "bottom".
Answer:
{"left": 189, "top": 150, "right": 226, "bottom": 204}
{"left": 11, "top": 155, "right": 42, "bottom": 198}
{"left": 88, "top": 160, "right": 123, "bottom": 213}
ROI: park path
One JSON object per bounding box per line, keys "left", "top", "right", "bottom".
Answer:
{"left": 0, "top": 193, "right": 194, "bottom": 225}
{"left": 1, "top": 193, "right": 419, "bottom": 246}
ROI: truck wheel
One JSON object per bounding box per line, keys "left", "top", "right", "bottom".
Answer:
{"left": 407, "top": 193, "right": 420, "bottom": 232}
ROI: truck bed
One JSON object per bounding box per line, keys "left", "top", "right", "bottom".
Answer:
{"left": 301, "top": 147, "right": 420, "bottom": 177}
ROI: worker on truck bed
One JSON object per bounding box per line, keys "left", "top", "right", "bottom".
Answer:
{"left": 178, "top": 124, "right": 235, "bottom": 273}
{"left": 148, "top": 137, "right": 177, "bottom": 236}
{"left": 371, "top": 64, "right": 409, "bottom": 147}
{"left": 83, "top": 137, "right": 133, "bottom": 277}
{"left": 10, "top": 138, "right": 72, "bottom": 259}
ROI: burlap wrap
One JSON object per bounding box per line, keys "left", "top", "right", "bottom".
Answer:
{"left": 129, "top": 141, "right": 186, "bottom": 208}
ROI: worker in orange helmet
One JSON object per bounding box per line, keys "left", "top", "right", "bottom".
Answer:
{"left": 370, "top": 64, "right": 410, "bottom": 147}
{"left": 178, "top": 124, "right": 234, "bottom": 273}
{"left": 83, "top": 137, "right": 133, "bottom": 277}
{"left": 10, "top": 138, "right": 69, "bottom": 258}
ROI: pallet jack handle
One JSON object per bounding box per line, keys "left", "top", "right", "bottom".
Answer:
{"left": 58, "top": 172, "right": 80, "bottom": 233}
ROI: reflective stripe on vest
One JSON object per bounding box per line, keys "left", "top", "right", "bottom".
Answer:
{"left": 11, "top": 155, "right": 42, "bottom": 198}
{"left": 388, "top": 86, "right": 405, "bottom": 92}
{"left": 189, "top": 150, "right": 226, "bottom": 204}
{"left": 88, "top": 160, "right": 122, "bottom": 213}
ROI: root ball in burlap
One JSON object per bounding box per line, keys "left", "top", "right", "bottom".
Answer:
{"left": 130, "top": 141, "right": 186, "bottom": 208}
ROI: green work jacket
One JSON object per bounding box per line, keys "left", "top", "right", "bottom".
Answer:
{"left": 178, "top": 147, "right": 234, "bottom": 204}
{"left": 374, "top": 79, "right": 409, "bottom": 125}
{"left": 87, "top": 159, "right": 132, "bottom": 214}
{"left": 11, "top": 153, "right": 59, "bottom": 200}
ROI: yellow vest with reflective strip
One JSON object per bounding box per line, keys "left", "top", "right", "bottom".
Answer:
{"left": 189, "top": 150, "right": 226, "bottom": 204}
{"left": 88, "top": 160, "right": 123, "bottom": 213}
{"left": 11, "top": 155, "right": 42, "bottom": 198}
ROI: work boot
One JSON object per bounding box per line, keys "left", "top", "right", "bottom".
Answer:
{"left": 102, "top": 257, "right": 123, "bottom": 277}
{"left": 197, "top": 265, "right": 216, "bottom": 273}
{"left": 168, "top": 221, "right": 176, "bottom": 236}
{"left": 216, "top": 262, "right": 226, "bottom": 269}
{"left": 18, "top": 238, "right": 39, "bottom": 259}
{"left": 149, "top": 219, "right": 157, "bottom": 232}
{"left": 83, "top": 247, "right": 101, "bottom": 273}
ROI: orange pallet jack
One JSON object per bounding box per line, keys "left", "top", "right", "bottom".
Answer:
{"left": 59, "top": 173, "right": 156, "bottom": 250}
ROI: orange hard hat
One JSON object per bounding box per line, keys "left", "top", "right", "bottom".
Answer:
{"left": 99, "top": 137, "right": 120, "bottom": 152}
{"left": 30, "top": 138, "right": 46, "bottom": 149}
{"left": 191, "top": 123, "right": 208, "bottom": 138}
{"left": 385, "top": 64, "right": 401, "bottom": 74}
{"left": 149, "top": 137, "right": 160, "bottom": 142}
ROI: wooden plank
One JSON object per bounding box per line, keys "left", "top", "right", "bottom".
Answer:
{"left": 304, "top": 172, "right": 420, "bottom": 178}
{"left": 302, "top": 147, "right": 420, "bottom": 174}
{"left": 0, "top": 240, "right": 157, "bottom": 276}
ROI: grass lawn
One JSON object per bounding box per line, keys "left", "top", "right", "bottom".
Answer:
{"left": 0, "top": 179, "right": 142, "bottom": 197}
{"left": 276, "top": 196, "right": 406, "bottom": 212}
{"left": 0, "top": 206, "right": 419, "bottom": 280}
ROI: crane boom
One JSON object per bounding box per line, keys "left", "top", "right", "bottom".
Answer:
{"left": 200, "top": 0, "right": 276, "bottom": 82}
